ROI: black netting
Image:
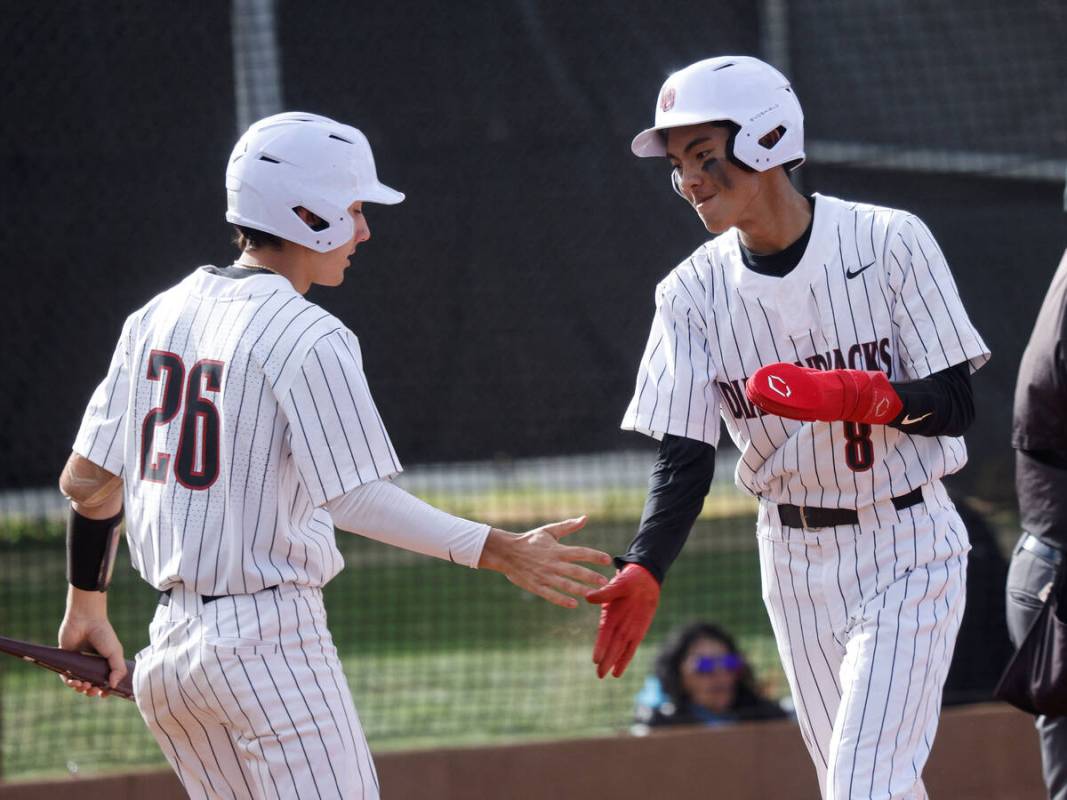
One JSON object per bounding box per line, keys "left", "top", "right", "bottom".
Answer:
{"left": 792, "top": 2, "right": 1066, "bottom": 171}
{"left": 0, "top": 0, "right": 1055, "bottom": 780}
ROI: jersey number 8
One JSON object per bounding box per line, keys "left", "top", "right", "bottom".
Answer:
{"left": 140, "top": 350, "right": 226, "bottom": 489}
{"left": 843, "top": 422, "right": 874, "bottom": 472}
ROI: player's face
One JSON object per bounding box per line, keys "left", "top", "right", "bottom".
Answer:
{"left": 665, "top": 123, "right": 760, "bottom": 235}
{"left": 679, "top": 636, "right": 741, "bottom": 713}
{"left": 306, "top": 201, "right": 372, "bottom": 288}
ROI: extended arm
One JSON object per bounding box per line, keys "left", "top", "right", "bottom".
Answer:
{"left": 326, "top": 479, "right": 611, "bottom": 608}
{"left": 614, "top": 434, "right": 717, "bottom": 581}
{"left": 587, "top": 435, "right": 716, "bottom": 678}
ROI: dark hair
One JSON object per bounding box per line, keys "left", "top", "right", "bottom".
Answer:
{"left": 232, "top": 207, "right": 330, "bottom": 252}
{"left": 653, "top": 621, "right": 769, "bottom": 713}
{"left": 233, "top": 225, "right": 284, "bottom": 252}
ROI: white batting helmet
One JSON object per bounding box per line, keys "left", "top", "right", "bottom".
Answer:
{"left": 632, "top": 56, "right": 805, "bottom": 172}
{"left": 225, "top": 112, "right": 404, "bottom": 253}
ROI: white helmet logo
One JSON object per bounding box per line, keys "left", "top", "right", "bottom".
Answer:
{"left": 661, "top": 87, "right": 676, "bottom": 112}
{"left": 768, "top": 375, "right": 791, "bottom": 398}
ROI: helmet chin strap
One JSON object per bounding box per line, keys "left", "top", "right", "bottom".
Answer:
{"left": 670, "top": 169, "right": 686, "bottom": 200}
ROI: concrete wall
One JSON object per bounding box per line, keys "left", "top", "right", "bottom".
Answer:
{"left": 0, "top": 703, "right": 1045, "bottom": 799}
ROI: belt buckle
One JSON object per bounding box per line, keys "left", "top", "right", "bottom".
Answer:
{"left": 798, "top": 506, "right": 822, "bottom": 532}
{"left": 1023, "top": 533, "right": 1063, "bottom": 567}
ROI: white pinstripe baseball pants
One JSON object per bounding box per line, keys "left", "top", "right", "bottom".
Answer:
{"left": 134, "top": 584, "right": 378, "bottom": 799}
{"left": 757, "top": 482, "right": 969, "bottom": 800}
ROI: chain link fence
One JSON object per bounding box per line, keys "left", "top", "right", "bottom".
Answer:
{"left": 1, "top": 0, "right": 1059, "bottom": 780}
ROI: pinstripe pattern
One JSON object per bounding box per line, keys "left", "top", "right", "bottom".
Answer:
{"left": 622, "top": 195, "right": 988, "bottom": 799}
{"left": 757, "top": 493, "right": 968, "bottom": 800}
{"left": 72, "top": 267, "right": 401, "bottom": 595}
{"left": 135, "top": 584, "right": 376, "bottom": 799}
{"left": 622, "top": 194, "right": 990, "bottom": 510}
{"left": 74, "top": 266, "right": 395, "bottom": 798}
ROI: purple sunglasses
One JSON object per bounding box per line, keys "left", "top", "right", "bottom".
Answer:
{"left": 687, "top": 653, "right": 743, "bottom": 674}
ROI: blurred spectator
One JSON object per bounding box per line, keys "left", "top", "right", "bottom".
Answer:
{"left": 633, "top": 621, "right": 788, "bottom": 732}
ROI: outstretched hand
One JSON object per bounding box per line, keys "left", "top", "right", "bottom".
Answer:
{"left": 480, "top": 516, "right": 613, "bottom": 608}
{"left": 586, "top": 563, "right": 661, "bottom": 678}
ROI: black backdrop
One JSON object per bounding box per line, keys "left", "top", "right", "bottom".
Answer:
{"left": 2, "top": 0, "right": 1064, "bottom": 504}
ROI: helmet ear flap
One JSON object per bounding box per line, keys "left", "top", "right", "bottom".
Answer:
{"left": 719, "top": 122, "right": 756, "bottom": 173}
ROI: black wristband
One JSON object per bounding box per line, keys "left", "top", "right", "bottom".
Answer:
{"left": 66, "top": 507, "right": 124, "bottom": 591}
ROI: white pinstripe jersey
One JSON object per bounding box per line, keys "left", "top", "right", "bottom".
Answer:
{"left": 622, "top": 194, "right": 990, "bottom": 509}
{"left": 73, "top": 267, "right": 401, "bottom": 595}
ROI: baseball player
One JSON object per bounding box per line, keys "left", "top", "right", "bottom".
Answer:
{"left": 586, "top": 57, "right": 989, "bottom": 799}
{"left": 56, "top": 111, "right": 611, "bottom": 800}
{"left": 1007, "top": 243, "right": 1067, "bottom": 799}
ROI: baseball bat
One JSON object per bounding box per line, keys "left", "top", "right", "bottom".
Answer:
{"left": 0, "top": 634, "right": 136, "bottom": 701}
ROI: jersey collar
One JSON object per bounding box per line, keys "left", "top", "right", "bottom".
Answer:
{"left": 184, "top": 265, "right": 299, "bottom": 299}
{"left": 727, "top": 193, "right": 837, "bottom": 301}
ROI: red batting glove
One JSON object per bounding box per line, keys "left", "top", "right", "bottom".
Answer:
{"left": 745, "top": 362, "right": 903, "bottom": 425}
{"left": 585, "top": 563, "right": 660, "bottom": 679}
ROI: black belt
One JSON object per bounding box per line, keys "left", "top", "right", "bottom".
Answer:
{"left": 777, "top": 487, "right": 924, "bottom": 531}
{"left": 158, "top": 588, "right": 277, "bottom": 606}
{"left": 1021, "top": 532, "right": 1063, "bottom": 567}
{"left": 158, "top": 589, "right": 226, "bottom": 607}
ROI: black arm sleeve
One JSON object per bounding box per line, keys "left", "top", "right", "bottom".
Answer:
{"left": 887, "top": 362, "right": 974, "bottom": 437}
{"left": 614, "top": 434, "right": 716, "bottom": 584}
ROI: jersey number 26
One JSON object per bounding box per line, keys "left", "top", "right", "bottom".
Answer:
{"left": 140, "top": 350, "right": 225, "bottom": 490}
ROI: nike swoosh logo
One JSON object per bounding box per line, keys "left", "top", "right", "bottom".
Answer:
{"left": 901, "top": 412, "right": 933, "bottom": 425}
{"left": 845, "top": 262, "right": 875, "bottom": 279}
